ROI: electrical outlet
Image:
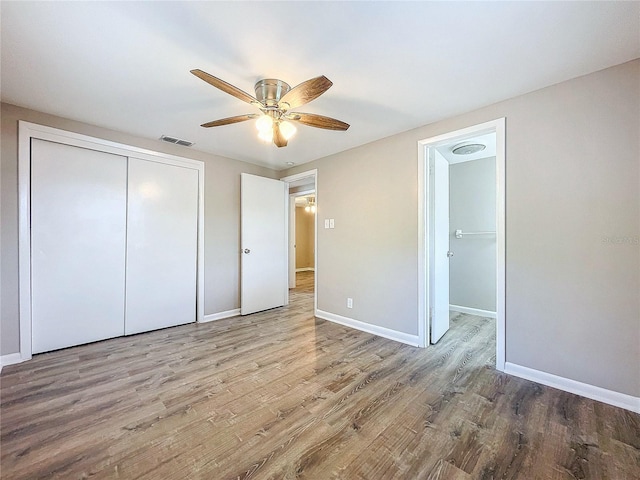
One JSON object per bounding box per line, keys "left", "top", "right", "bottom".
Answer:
{"left": 347, "top": 297, "right": 353, "bottom": 308}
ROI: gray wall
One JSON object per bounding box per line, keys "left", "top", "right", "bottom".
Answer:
{"left": 284, "top": 59, "right": 639, "bottom": 397}
{"left": 449, "top": 157, "right": 496, "bottom": 312}
{"left": 1, "top": 103, "right": 278, "bottom": 355}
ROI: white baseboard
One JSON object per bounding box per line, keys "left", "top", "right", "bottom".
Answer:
{"left": 1, "top": 352, "right": 26, "bottom": 372}
{"left": 295, "top": 267, "right": 315, "bottom": 272}
{"left": 201, "top": 308, "right": 240, "bottom": 323}
{"left": 315, "top": 310, "right": 420, "bottom": 347}
{"left": 504, "top": 362, "right": 640, "bottom": 414}
{"left": 450, "top": 304, "right": 496, "bottom": 319}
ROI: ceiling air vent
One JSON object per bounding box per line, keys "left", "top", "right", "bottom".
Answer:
{"left": 160, "top": 135, "right": 194, "bottom": 147}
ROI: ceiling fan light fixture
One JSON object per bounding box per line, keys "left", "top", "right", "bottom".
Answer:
{"left": 305, "top": 197, "right": 316, "bottom": 213}
{"left": 452, "top": 143, "right": 486, "bottom": 155}
{"left": 256, "top": 114, "right": 273, "bottom": 133}
{"left": 279, "top": 120, "right": 297, "bottom": 140}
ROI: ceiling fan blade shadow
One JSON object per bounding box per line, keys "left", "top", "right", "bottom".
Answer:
{"left": 201, "top": 114, "right": 257, "bottom": 128}
{"left": 191, "top": 69, "right": 258, "bottom": 105}
{"left": 273, "top": 122, "right": 288, "bottom": 148}
{"left": 286, "top": 112, "right": 349, "bottom": 131}
{"left": 279, "top": 76, "right": 332, "bottom": 111}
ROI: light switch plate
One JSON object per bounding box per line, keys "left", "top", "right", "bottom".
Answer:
{"left": 329, "top": 219, "right": 335, "bottom": 229}
{"left": 324, "top": 219, "right": 330, "bottom": 229}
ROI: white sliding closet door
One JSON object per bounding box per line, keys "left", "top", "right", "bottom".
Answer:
{"left": 125, "top": 158, "right": 199, "bottom": 335}
{"left": 31, "top": 139, "right": 127, "bottom": 353}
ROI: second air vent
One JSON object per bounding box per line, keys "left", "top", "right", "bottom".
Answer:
{"left": 160, "top": 135, "right": 194, "bottom": 147}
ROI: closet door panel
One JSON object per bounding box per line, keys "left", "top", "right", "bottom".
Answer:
{"left": 125, "top": 158, "right": 199, "bottom": 335}
{"left": 31, "top": 139, "right": 127, "bottom": 353}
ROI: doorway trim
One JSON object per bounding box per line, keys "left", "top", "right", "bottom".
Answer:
{"left": 417, "top": 118, "right": 506, "bottom": 371}
{"left": 280, "top": 169, "right": 318, "bottom": 315}
{"left": 288, "top": 188, "right": 315, "bottom": 289}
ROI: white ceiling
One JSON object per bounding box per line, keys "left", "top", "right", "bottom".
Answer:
{"left": 2, "top": 2, "right": 638, "bottom": 170}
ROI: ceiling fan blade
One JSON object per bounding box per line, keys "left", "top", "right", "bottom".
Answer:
{"left": 273, "top": 122, "right": 288, "bottom": 148}
{"left": 278, "top": 75, "right": 333, "bottom": 110}
{"left": 190, "top": 69, "right": 259, "bottom": 105}
{"left": 200, "top": 114, "right": 257, "bottom": 128}
{"left": 286, "top": 112, "right": 350, "bottom": 131}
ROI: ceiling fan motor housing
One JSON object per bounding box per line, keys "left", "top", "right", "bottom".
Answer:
{"left": 254, "top": 79, "right": 291, "bottom": 107}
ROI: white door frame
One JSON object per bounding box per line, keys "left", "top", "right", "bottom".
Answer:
{"left": 288, "top": 194, "right": 297, "bottom": 289}
{"left": 17, "top": 121, "right": 205, "bottom": 363}
{"left": 288, "top": 188, "right": 315, "bottom": 288}
{"left": 417, "top": 118, "right": 506, "bottom": 371}
{"left": 280, "top": 169, "right": 318, "bottom": 314}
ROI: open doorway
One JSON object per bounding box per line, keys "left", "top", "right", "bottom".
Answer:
{"left": 445, "top": 135, "right": 498, "bottom": 321}
{"left": 280, "top": 170, "right": 318, "bottom": 314}
{"left": 292, "top": 193, "right": 316, "bottom": 292}
{"left": 418, "top": 119, "right": 506, "bottom": 371}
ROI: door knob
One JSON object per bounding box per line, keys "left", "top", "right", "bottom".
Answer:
{"left": 447, "top": 251, "right": 454, "bottom": 257}
{"left": 244, "top": 248, "right": 250, "bottom": 254}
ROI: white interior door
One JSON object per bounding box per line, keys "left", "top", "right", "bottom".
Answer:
{"left": 31, "top": 139, "right": 127, "bottom": 353}
{"left": 125, "top": 158, "right": 199, "bottom": 335}
{"left": 431, "top": 150, "right": 450, "bottom": 343}
{"left": 241, "top": 173, "right": 287, "bottom": 315}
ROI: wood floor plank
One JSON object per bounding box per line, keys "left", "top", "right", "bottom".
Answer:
{"left": 1, "top": 271, "right": 638, "bottom": 479}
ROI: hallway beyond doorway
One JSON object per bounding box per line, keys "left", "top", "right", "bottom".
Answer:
{"left": 293, "top": 270, "right": 314, "bottom": 294}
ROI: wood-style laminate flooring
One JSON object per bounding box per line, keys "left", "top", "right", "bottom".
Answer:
{"left": 1, "top": 271, "right": 638, "bottom": 479}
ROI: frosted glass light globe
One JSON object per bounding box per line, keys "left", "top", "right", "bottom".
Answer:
{"left": 279, "top": 121, "right": 297, "bottom": 140}
{"left": 256, "top": 115, "right": 273, "bottom": 133}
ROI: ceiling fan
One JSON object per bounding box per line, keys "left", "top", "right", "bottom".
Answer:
{"left": 191, "top": 69, "right": 350, "bottom": 148}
